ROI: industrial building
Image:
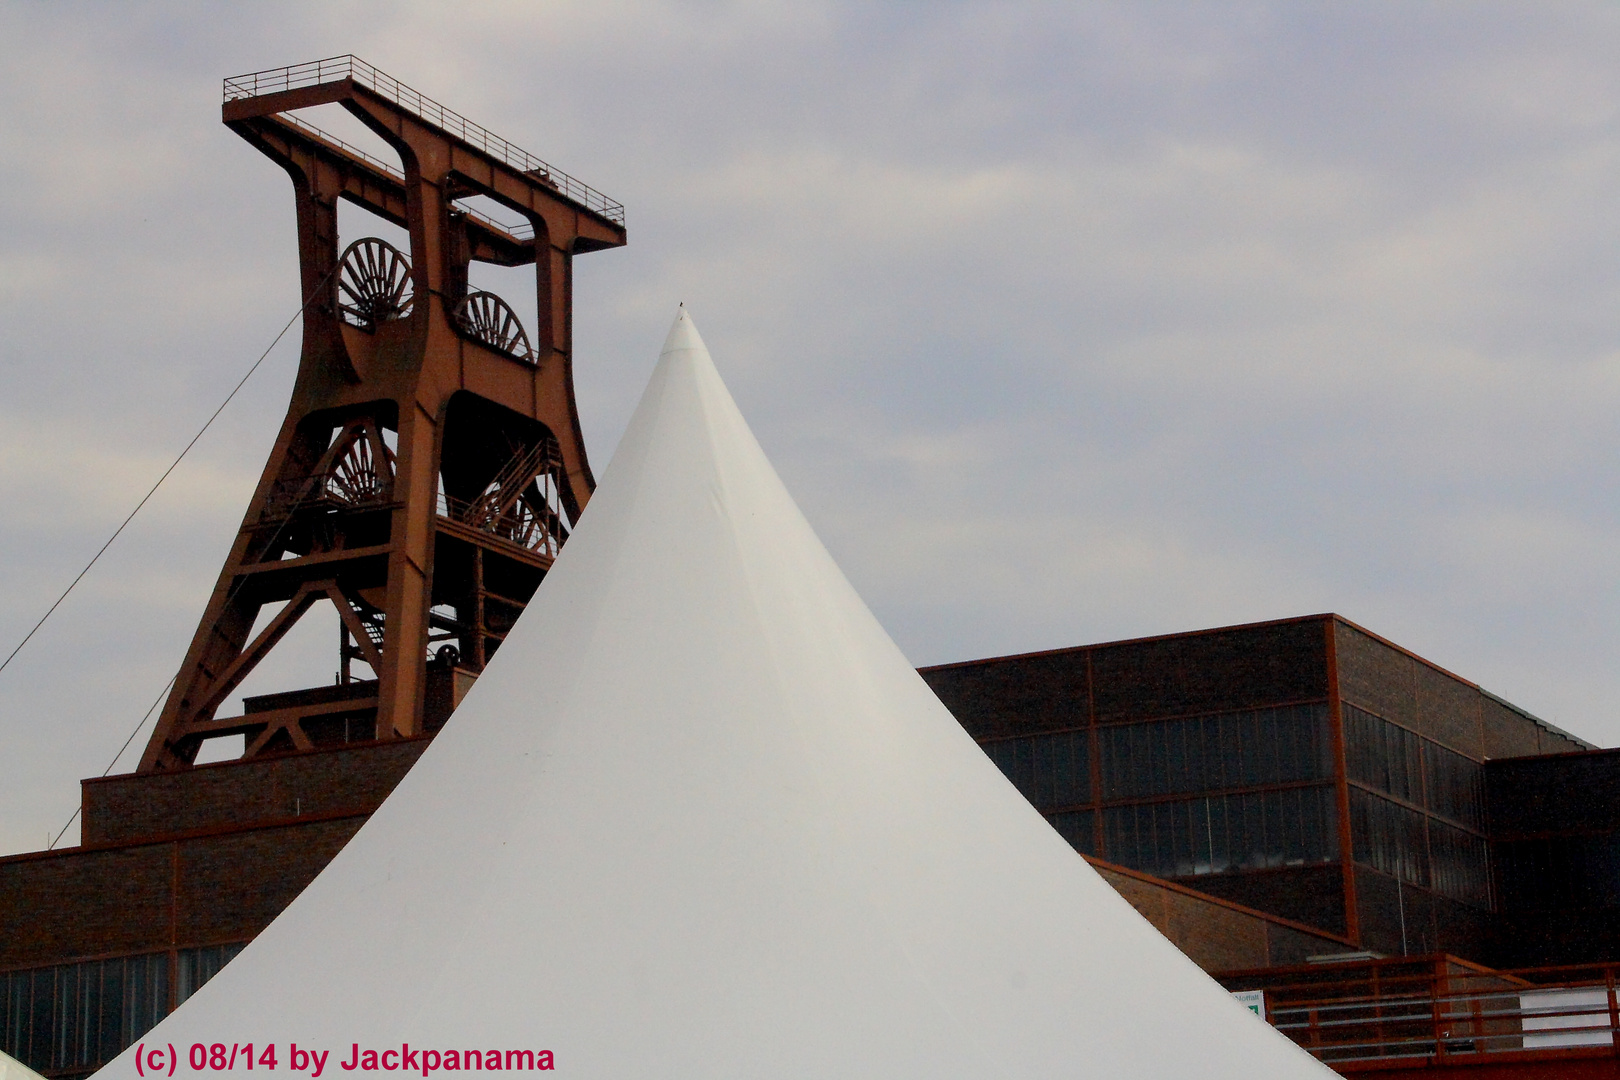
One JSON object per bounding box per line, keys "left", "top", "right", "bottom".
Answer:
{"left": 921, "top": 612, "right": 1619, "bottom": 970}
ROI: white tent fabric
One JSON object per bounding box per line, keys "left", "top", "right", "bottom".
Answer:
{"left": 96, "top": 311, "right": 1333, "bottom": 1078}
{"left": 1, "top": 1049, "right": 46, "bottom": 1080}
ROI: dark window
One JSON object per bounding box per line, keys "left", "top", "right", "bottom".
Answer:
{"left": 1349, "top": 787, "right": 1430, "bottom": 889}
{"left": 1344, "top": 706, "right": 1493, "bottom": 907}
{"left": 1099, "top": 703, "right": 1333, "bottom": 801}
{"left": 0, "top": 953, "right": 168, "bottom": 1076}
{"left": 0, "top": 944, "right": 248, "bottom": 1076}
{"left": 983, "top": 728, "right": 1090, "bottom": 809}
{"left": 1429, "top": 818, "right": 1492, "bottom": 909}
{"left": 1046, "top": 810, "right": 1097, "bottom": 856}
{"left": 1351, "top": 784, "right": 1495, "bottom": 910}
{"left": 1345, "top": 705, "right": 1423, "bottom": 805}
{"left": 1100, "top": 785, "right": 1337, "bottom": 879}
{"left": 1423, "top": 741, "right": 1486, "bottom": 831}
{"left": 176, "top": 942, "right": 246, "bottom": 1005}
{"left": 1344, "top": 705, "right": 1485, "bottom": 829}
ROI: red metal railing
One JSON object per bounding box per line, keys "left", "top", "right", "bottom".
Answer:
{"left": 1234, "top": 957, "right": 1620, "bottom": 1070}
{"left": 223, "top": 55, "right": 625, "bottom": 226}
{"left": 436, "top": 490, "right": 566, "bottom": 560}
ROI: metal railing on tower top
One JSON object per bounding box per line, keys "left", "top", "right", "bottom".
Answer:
{"left": 223, "top": 55, "right": 625, "bottom": 227}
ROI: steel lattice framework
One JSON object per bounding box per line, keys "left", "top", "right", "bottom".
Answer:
{"left": 138, "top": 58, "right": 626, "bottom": 770}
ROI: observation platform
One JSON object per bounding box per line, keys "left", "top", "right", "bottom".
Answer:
{"left": 223, "top": 54, "right": 623, "bottom": 227}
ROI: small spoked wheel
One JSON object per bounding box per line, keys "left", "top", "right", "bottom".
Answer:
{"left": 337, "top": 238, "right": 414, "bottom": 330}
{"left": 454, "top": 291, "right": 533, "bottom": 360}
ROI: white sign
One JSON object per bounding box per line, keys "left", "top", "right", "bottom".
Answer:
{"left": 1232, "top": 989, "right": 1266, "bottom": 1019}
{"left": 1521, "top": 988, "right": 1613, "bottom": 1048}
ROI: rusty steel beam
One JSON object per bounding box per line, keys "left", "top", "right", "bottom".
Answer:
{"left": 1326, "top": 617, "right": 1363, "bottom": 944}
{"left": 229, "top": 114, "right": 537, "bottom": 266}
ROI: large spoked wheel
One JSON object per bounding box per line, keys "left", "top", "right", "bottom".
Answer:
{"left": 327, "top": 435, "right": 387, "bottom": 504}
{"left": 500, "top": 496, "right": 545, "bottom": 551}
{"left": 337, "top": 238, "right": 414, "bottom": 330}
{"left": 454, "top": 291, "right": 533, "bottom": 361}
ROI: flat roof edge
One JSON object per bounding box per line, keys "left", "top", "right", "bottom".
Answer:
{"left": 917, "top": 613, "right": 1337, "bottom": 673}
{"left": 1477, "top": 687, "right": 1599, "bottom": 751}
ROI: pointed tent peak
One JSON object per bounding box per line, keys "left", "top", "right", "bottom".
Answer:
{"left": 660, "top": 303, "right": 707, "bottom": 360}
{"left": 91, "top": 306, "right": 1335, "bottom": 1079}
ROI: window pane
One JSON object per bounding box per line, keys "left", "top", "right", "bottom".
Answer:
{"left": 1097, "top": 704, "right": 1333, "bottom": 802}
{"left": 1241, "top": 790, "right": 1267, "bottom": 869}
{"left": 1164, "top": 721, "right": 1187, "bottom": 797}
{"left": 1301, "top": 785, "right": 1331, "bottom": 865}
{"left": 1216, "top": 712, "right": 1240, "bottom": 790}
{"left": 1147, "top": 723, "right": 1168, "bottom": 798}
{"left": 29, "top": 970, "right": 50, "bottom": 1071}
{"left": 1031, "top": 735, "right": 1055, "bottom": 806}
{"left": 1253, "top": 709, "right": 1272, "bottom": 785}
{"left": 1429, "top": 818, "right": 1491, "bottom": 908}
{"left": 1014, "top": 738, "right": 1035, "bottom": 797}
{"left": 1169, "top": 799, "right": 1194, "bottom": 877}
{"left": 1099, "top": 787, "right": 1337, "bottom": 879}
{"left": 1047, "top": 810, "right": 1096, "bottom": 856}
{"left": 1423, "top": 741, "right": 1485, "bottom": 830}
{"left": 1350, "top": 787, "right": 1430, "bottom": 888}
{"left": 1208, "top": 796, "right": 1230, "bottom": 875}
{"left": 1050, "top": 732, "right": 1074, "bottom": 806}
{"left": 980, "top": 729, "right": 1092, "bottom": 810}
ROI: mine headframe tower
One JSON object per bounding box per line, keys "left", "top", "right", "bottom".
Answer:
{"left": 138, "top": 57, "right": 626, "bottom": 771}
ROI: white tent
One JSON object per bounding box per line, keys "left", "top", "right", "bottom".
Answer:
{"left": 97, "top": 311, "right": 1332, "bottom": 1078}
{"left": 1, "top": 1049, "right": 46, "bottom": 1080}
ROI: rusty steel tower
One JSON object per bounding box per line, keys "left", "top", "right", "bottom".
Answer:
{"left": 138, "top": 57, "right": 626, "bottom": 771}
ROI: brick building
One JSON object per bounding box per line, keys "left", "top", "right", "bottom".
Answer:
{"left": 918, "top": 613, "right": 1610, "bottom": 966}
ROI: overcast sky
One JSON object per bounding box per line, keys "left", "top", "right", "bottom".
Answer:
{"left": 2, "top": 2, "right": 1619, "bottom": 855}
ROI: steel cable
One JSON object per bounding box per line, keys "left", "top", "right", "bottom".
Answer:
{"left": 16, "top": 270, "right": 338, "bottom": 847}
